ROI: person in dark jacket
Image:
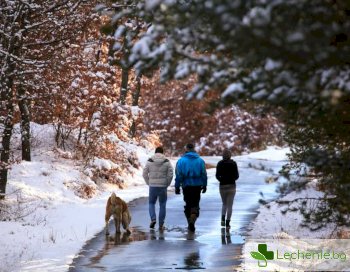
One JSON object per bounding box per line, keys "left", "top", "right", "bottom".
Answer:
{"left": 175, "top": 143, "right": 207, "bottom": 232}
{"left": 216, "top": 149, "right": 239, "bottom": 228}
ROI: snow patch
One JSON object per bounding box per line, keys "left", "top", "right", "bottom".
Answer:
{"left": 221, "top": 82, "right": 244, "bottom": 98}
{"left": 248, "top": 181, "right": 335, "bottom": 239}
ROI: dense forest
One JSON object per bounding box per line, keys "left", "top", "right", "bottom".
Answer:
{"left": 97, "top": 0, "right": 350, "bottom": 228}
{"left": 0, "top": 1, "right": 281, "bottom": 198}
{"left": 1, "top": 0, "right": 349, "bottom": 230}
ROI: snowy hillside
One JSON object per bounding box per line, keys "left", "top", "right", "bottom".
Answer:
{"left": 0, "top": 124, "right": 150, "bottom": 272}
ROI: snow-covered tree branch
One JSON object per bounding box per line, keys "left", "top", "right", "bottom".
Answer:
{"left": 104, "top": 0, "right": 350, "bottom": 227}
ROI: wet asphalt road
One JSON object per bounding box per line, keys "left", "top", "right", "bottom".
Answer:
{"left": 68, "top": 157, "right": 283, "bottom": 272}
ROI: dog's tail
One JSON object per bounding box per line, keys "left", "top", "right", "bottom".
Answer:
{"left": 110, "top": 192, "right": 117, "bottom": 206}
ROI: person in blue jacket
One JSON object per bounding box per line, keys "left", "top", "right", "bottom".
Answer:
{"left": 175, "top": 143, "right": 207, "bottom": 232}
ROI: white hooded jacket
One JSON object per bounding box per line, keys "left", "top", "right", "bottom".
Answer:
{"left": 142, "top": 153, "right": 174, "bottom": 187}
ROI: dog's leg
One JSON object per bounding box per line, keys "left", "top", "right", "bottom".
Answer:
{"left": 121, "top": 232, "right": 129, "bottom": 242}
{"left": 105, "top": 209, "right": 111, "bottom": 236}
{"left": 122, "top": 211, "right": 131, "bottom": 234}
{"left": 114, "top": 214, "right": 121, "bottom": 234}
{"left": 114, "top": 232, "right": 121, "bottom": 245}
{"left": 105, "top": 219, "right": 110, "bottom": 236}
{"left": 105, "top": 197, "right": 112, "bottom": 236}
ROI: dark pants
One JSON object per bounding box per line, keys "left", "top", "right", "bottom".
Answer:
{"left": 183, "top": 186, "right": 202, "bottom": 220}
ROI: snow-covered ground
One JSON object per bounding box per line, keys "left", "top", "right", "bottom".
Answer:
{"left": 246, "top": 147, "right": 335, "bottom": 239}
{"left": 248, "top": 180, "right": 335, "bottom": 239}
{"left": 0, "top": 130, "right": 335, "bottom": 272}
{"left": 0, "top": 124, "right": 151, "bottom": 272}
{"left": 0, "top": 154, "right": 150, "bottom": 272}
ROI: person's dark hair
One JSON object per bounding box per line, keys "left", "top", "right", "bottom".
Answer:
{"left": 185, "top": 143, "right": 195, "bottom": 151}
{"left": 155, "top": 146, "right": 164, "bottom": 154}
{"left": 222, "top": 149, "right": 232, "bottom": 160}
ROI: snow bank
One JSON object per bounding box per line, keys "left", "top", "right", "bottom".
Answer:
{"left": 0, "top": 124, "right": 151, "bottom": 272}
{"left": 248, "top": 180, "right": 335, "bottom": 239}
{"left": 0, "top": 151, "right": 150, "bottom": 272}
{"left": 245, "top": 147, "right": 336, "bottom": 239}
{"left": 244, "top": 146, "right": 289, "bottom": 161}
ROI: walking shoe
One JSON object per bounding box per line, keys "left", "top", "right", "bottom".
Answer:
{"left": 150, "top": 220, "right": 156, "bottom": 229}
{"left": 159, "top": 223, "right": 165, "bottom": 231}
{"left": 225, "top": 220, "right": 231, "bottom": 229}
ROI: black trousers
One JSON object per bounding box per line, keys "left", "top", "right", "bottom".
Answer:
{"left": 183, "top": 186, "right": 202, "bottom": 219}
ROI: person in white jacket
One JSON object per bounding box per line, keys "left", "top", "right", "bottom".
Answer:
{"left": 143, "top": 146, "right": 173, "bottom": 230}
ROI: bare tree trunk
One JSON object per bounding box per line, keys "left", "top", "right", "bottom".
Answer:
{"left": 77, "top": 127, "right": 83, "bottom": 145}
{"left": 129, "top": 120, "right": 136, "bottom": 138}
{"left": 0, "top": 3, "right": 24, "bottom": 199}
{"left": 17, "top": 86, "right": 31, "bottom": 161}
{"left": 119, "top": 66, "right": 129, "bottom": 105}
{"left": 132, "top": 75, "right": 141, "bottom": 106}
{"left": 129, "top": 75, "right": 142, "bottom": 138}
{"left": 55, "top": 122, "right": 61, "bottom": 147}
{"left": 118, "top": 31, "right": 131, "bottom": 105}
{"left": 0, "top": 92, "right": 14, "bottom": 199}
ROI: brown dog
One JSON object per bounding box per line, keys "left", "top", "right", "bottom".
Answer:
{"left": 105, "top": 192, "right": 131, "bottom": 235}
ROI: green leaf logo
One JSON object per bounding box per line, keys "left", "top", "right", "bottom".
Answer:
{"left": 250, "top": 251, "right": 266, "bottom": 260}
{"left": 250, "top": 250, "right": 268, "bottom": 267}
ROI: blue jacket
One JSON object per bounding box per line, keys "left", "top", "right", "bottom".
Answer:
{"left": 175, "top": 152, "right": 207, "bottom": 188}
